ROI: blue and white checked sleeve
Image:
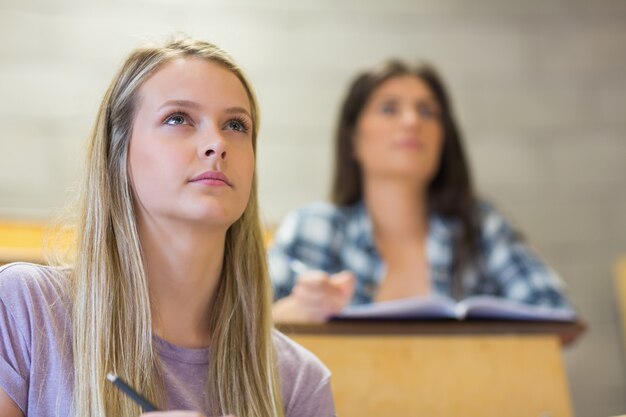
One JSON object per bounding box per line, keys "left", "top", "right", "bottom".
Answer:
{"left": 268, "top": 202, "right": 346, "bottom": 300}
{"left": 479, "top": 203, "right": 573, "bottom": 310}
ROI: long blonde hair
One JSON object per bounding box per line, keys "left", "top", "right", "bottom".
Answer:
{"left": 71, "top": 36, "right": 283, "bottom": 417}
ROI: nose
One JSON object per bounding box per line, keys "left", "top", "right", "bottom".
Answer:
{"left": 199, "top": 128, "right": 227, "bottom": 160}
{"left": 204, "top": 146, "right": 226, "bottom": 160}
{"left": 401, "top": 108, "right": 420, "bottom": 128}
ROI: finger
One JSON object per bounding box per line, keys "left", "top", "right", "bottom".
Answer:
{"left": 293, "top": 274, "right": 337, "bottom": 296}
{"left": 296, "top": 273, "right": 333, "bottom": 291}
{"left": 273, "top": 295, "right": 333, "bottom": 323}
{"left": 292, "top": 284, "right": 341, "bottom": 306}
{"left": 323, "top": 271, "right": 356, "bottom": 310}
{"left": 300, "top": 305, "right": 337, "bottom": 322}
{"left": 293, "top": 273, "right": 352, "bottom": 313}
{"left": 331, "top": 270, "right": 357, "bottom": 295}
{"left": 296, "top": 270, "right": 330, "bottom": 283}
{"left": 294, "top": 285, "right": 349, "bottom": 315}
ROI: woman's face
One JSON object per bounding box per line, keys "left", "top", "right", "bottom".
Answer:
{"left": 128, "top": 57, "right": 255, "bottom": 229}
{"left": 353, "top": 75, "right": 444, "bottom": 187}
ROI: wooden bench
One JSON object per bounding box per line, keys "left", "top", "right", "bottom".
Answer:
{"left": 0, "top": 220, "right": 275, "bottom": 265}
{"left": 0, "top": 221, "right": 48, "bottom": 265}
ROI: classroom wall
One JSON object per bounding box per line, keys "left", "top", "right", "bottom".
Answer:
{"left": 1, "top": 0, "right": 626, "bottom": 415}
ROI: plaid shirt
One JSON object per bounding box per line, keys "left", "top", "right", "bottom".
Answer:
{"left": 269, "top": 200, "right": 573, "bottom": 310}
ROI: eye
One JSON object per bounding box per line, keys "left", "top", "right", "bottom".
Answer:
{"left": 417, "top": 103, "right": 440, "bottom": 120}
{"left": 163, "top": 112, "right": 192, "bottom": 126}
{"left": 380, "top": 101, "right": 398, "bottom": 115}
{"left": 224, "top": 116, "right": 250, "bottom": 133}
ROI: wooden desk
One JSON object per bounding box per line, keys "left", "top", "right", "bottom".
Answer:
{"left": 278, "top": 320, "right": 585, "bottom": 417}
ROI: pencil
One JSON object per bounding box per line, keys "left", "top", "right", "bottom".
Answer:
{"left": 106, "top": 372, "right": 160, "bottom": 412}
{"left": 289, "top": 259, "right": 309, "bottom": 275}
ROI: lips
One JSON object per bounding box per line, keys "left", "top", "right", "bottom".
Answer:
{"left": 396, "top": 137, "right": 424, "bottom": 149}
{"left": 189, "top": 170, "right": 233, "bottom": 187}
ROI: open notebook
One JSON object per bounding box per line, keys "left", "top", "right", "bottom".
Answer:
{"left": 336, "top": 294, "right": 576, "bottom": 321}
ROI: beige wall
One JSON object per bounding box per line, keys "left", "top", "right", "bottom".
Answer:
{"left": 1, "top": 1, "right": 626, "bottom": 415}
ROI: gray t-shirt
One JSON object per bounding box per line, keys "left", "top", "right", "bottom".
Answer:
{"left": 0, "top": 262, "right": 335, "bottom": 416}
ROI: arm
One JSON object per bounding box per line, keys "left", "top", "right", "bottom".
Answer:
{"left": 0, "top": 271, "right": 30, "bottom": 417}
{"left": 479, "top": 203, "right": 573, "bottom": 310}
{"left": 269, "top": 204, "right": 355, "bottom": 323}
{"left": 268, "top": 211, "right": 303, "bottom": 302}
{"left": 0, "top": 388, "right": 23, "bottom": 417}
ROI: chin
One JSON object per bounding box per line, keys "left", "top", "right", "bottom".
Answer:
{"left": 191, "top": 205, "right": 246, "bottom": 226}
{"left": 381, "top": 167, "right": 432, "bottom": 181}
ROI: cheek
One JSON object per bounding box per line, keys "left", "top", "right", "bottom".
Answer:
{"left": 353, "top": 122, "right": 385, "bottom": 165}
{"left": 128, "top": 139, "right": 145, "bottom": 188}
{"left": 231, "top": 142, "right": 255, "bottom": 198}
{"left": 128, "top": 149, "right": 156, "bottom": 206}
{"left": 130, "top": 134, "right": 188, "bottom": 181}
{"left": 129, "top": 142, "right": 157, "bottom": 185}
{"left": 425, "top": 123, "right": 444, "bottom": 154}
{"left": 242, "top": 147, "right": 255, "bottom": 192}
{"left": 128, "top": 136, "right": 178, "bottom": 205}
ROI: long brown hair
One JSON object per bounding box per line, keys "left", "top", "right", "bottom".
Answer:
{"left": 71, "top": 36, "right": 283, "bottom": 417}
{"left": 331, "top": 60, "right": 479, "bottom": 298}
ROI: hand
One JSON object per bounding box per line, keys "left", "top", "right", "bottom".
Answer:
{"left": 272, "top": 270, "right": 356, "bottom": 323}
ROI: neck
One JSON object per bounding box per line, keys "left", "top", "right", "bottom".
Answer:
{"left": 138, "top": 215, "right": 227, "bottom": 348}
{"left": 364, "top": 177, "right": 428, "bottom": 242}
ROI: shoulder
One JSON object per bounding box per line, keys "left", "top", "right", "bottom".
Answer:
{"left": 473, "top": 199, "right": 518, "bottom": 240}
{"left": 272, "top": 330, "right": 333, "bottom": 414}
{"left": 0, "top": 263, "right": 74, "bottom": 415}
{"left": 272, "top": 329, "right": 330, "bottom": 381}
{"left": 273, "top": 201, "right": 354, "bottom": 246}
{"left": 0, "top": 262, "right": 71, "bottom": 323}
{"left": 0, "top": 262, "right": 70, "bottom": 300}
{"left": 474, "top": 199, "right": 501, "bottom": 223}
{"left": 431, "top": 199, "right": 510, "bottom": 240}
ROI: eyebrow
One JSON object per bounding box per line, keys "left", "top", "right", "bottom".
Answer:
{"left": 158, "top": 100, "right": 201, "bottom": 110}
{"left": 377, "top": 95, "right": 439, "bottom": 105}
{"left": 224, "top": 106, "right": 253, "bottom": 119}
{"left": 158, "top": 100, "right": 252, "bottom": 118}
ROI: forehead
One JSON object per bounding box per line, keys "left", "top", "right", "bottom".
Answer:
{"left": 371, "top": 75, "right": 436, "bottom": 101}
{"left": 137, "top": 57, "right": 251, "bottom": 112}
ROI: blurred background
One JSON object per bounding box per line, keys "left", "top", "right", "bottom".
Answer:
{"left": 1, "top": 0, "right": 626, "bottom": 415}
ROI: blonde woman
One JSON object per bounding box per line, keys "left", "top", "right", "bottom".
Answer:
{"left": 0, "top": 37, "right": 334, "bottom": 417}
